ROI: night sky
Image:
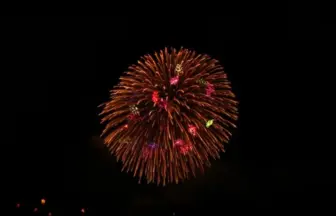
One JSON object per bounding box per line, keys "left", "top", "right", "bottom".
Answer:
{"left": 11, "top": 15, "right": 335, "bottom": 215}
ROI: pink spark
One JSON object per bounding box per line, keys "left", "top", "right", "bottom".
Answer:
{"left": 173, "top": 139, "right": 184, "bottom": 147}
{"left": 170, "top": 76, "right": 179, "bottom": 85}
{"left": 206, "top": 83, "right": 215, "bottom": 96}
{"left": 188, "top": 125, "right": 197, "bottom": 136}
{"left": 158, "top": 98, "right": 168, "bottom": 111}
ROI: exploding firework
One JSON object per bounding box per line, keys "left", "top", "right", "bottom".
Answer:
{"left": 99, "top": 47, "right": 238, "bottom": 185}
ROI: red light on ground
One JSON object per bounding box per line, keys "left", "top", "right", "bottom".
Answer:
{"left": 48, "top": 212, "right": 52, "bottom": 216}
{"left": 81, "top": 208, "right": 85, "bottom": 213}
{"left": 16, "top": 203, "right": 20, "bottom": 208}
{"left": 33, "top": 208, "right": 38, "bottom": 212}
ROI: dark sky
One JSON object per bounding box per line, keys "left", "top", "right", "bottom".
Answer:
{"left": 10, "top": 15, "right": 335, "bottom": 215}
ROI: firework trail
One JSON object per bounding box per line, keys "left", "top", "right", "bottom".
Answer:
{"left": 99, "top": 47, "right": 238, "bottom": 185}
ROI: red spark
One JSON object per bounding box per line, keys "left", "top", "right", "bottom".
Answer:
{"left": 127, "top": 113, "right": 142, "bottom": 121}
{"left": 152, "top": 91, "right": 159, "bottom": 104}
{"left": 179, "top": 142, "right": 193, "bottom": 155}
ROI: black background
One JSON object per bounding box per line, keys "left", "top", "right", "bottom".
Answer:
{"left": 9, "top": 13, "right": 335, "bottom": 215}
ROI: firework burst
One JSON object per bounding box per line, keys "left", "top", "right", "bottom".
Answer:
{"left": 99, "top": 47, "right": 238, "bottom": 185}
